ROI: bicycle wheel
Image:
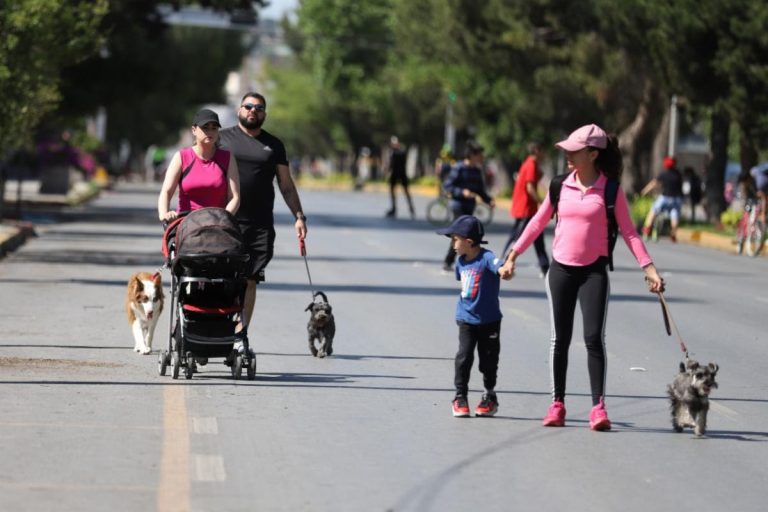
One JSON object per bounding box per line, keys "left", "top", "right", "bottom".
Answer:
{"left": 474, "top": 203, "right": 494, "bottom": 226}
{"left": 426, "top": 199, "right": 450, "bottom": 226}
{"left": 746, "top": 218, "right": 765, "bottom": 257}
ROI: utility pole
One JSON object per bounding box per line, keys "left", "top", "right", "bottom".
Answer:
{"left": 668, "top": 95, "right": 678, "bottom": 157}
{"left": 444, "top": 91, "right": 457, "bottom": 153}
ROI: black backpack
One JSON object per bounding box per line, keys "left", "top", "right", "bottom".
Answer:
{"left": 549, "top": 173, "right": 620, "bottom": 271}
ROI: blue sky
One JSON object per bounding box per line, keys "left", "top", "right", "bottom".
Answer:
{"left": 260, "top": 0, "right": 299, "bottom": 19}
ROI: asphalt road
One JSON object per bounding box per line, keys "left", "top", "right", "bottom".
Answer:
{"left": 1, "top": 182, "right": 766, "bottom": 512}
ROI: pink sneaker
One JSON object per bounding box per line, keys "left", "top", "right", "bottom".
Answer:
{"left": 589, "top": 400, "right": 612, "bottom": 431}
{"left": 542, "top": 401, "right": 566, "bottom": 427}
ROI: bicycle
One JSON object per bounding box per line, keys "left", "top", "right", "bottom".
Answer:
{"left": 735, "top": 199, "right": 765, "bottom": 257}
{"left": 426, "top": 192, "right": 494, "bottom": 227}
{"left": 651, "top": 209, "right": 671, "bottom": 242}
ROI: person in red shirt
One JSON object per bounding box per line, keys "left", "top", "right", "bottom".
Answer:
{"left": 501, "top": 142, "right": 550, "bottom": 276}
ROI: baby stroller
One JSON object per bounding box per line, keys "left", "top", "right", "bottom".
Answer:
{"left": 158, "top": 207, "right": 255, "bottom": 380}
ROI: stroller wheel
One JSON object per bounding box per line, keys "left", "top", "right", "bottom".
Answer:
{"left": 246, "top": 354, "right": 257, "bottom": 380}
{"left": 171, "top": 351, "right": 180, "bottom": 380}
{"left": 158, "top": 350, "right": 169, "bottom": 376}
{"left": 232, "top": 355, "right": 243, "bottom": 380}
{"left": 184, "top": 363, "right": 194, "bottom": 380}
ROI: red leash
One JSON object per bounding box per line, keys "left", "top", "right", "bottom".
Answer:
{"left": 299, "top": 239, "right": 316, "bottom": 300}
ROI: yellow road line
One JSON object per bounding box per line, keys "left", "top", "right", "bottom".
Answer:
{"left": 157, "top": 385, "right": 190, "bottom": 512}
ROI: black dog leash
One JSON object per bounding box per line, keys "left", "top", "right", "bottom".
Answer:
{"left": 299, "top": 239, "right": 316, "bottom": 300}
{"left": 655, "top": 291, "right": 689, "bottom": 360}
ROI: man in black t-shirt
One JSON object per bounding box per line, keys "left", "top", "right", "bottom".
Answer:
{"left": 641, "top": 156, "right": 684, "bottom": 242}
{"left": 384, "top": 136, "right": 415, "bottom": 219}
{"left": 219, "top": 92, "right": 307, "bottom": 336}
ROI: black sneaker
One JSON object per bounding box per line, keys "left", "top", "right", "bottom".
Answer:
{"left": 452, "top": 395, "right": 470, "bottom": 417}
{"left": 475, "top": 393, "right": 499, "bottom": 417}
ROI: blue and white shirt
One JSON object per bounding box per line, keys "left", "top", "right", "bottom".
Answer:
{"left": 454, "top": 248, "right": 503, "bottom": 325}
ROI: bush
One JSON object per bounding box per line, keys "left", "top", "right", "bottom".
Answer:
{"left": 412, "top": 175, "right": 439, "bottom": 187}
{"left": 720, "top": 209, "right": 741, "bottom": 230}
{"left": 629, "top": 195, "right": 653, "bottom": 226}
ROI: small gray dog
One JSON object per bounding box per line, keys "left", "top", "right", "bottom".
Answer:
{"left": 667, "top": 359, "right": 719, "bottom": 437}
{"left": 305, "top": 291, "right": 335, "bottom": 358}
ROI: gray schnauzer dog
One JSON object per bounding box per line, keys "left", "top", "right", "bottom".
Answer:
{"left": 667, "top": 359, "right": 719, "bottom": 437}
{"left": 305, "top": 291, "right": 335, "bottom": 358}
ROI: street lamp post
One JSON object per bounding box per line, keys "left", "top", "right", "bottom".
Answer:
{"left": 444, "top": 91, "right": 456, "bottom": 153}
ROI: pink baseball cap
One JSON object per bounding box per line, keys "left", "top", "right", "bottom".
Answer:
{"left": 555, "top": 124, "right": 607, "bottom": 151}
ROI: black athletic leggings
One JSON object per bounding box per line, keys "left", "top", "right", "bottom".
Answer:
{"left": 545, "top": 257, "right": 609, "bottom": 406}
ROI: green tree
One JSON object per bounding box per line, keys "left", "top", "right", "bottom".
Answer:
{"left": 0, "top": 0, "right": 107, "bottom": 157}
{"left": 56, "top": 0, "right": 264, "bottom": 172}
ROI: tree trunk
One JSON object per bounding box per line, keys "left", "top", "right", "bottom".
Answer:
{"left": 738, "top": 123, "right": 758, "bottom": 176}
{"left": 706, "top": 109, "right": 729, "bottom": 225}
{"left": 617, "top": 78, "right": 667, "bottom": 193}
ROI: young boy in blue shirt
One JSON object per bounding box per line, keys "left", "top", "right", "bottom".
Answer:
{"left": 437, "top": 215, "right": 510, "bottom": 417}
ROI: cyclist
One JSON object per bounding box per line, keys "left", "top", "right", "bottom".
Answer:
{"left": 641, "top": 156, "right": 683, "bottom": 242}
{"left": 434, "top": 143, "right": 455, "bottom": 186}
{"left": 441, "top": 141, "right": 495, "bottom": 271}
{"left": 750, "top": 163, "right": 768, "bottom": 224}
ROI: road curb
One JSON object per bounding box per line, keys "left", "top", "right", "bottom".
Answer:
{"left": 0, "top": 180, "right": 101, "bottom": 258}
{"left": 676, "top": 227, "right": 767, "bottom": 258}
{"left": 0, "top": 221, "right": 36, "bottom": 258}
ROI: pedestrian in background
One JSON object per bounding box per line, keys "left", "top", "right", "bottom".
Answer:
{"left": 502, "top": 141, "right": 550, "bottom": 277}
{"left": 500, "top": 123, "right": 664, "bottom": 431}
{"left": 218, "top": 93, "right": 307, "bottom": 343}
{"left": 437, "top": 215, "right": 511, "bottom": 418}
{"left": 441, "top": 141, "right": 495, "bottom": 271}
{"left": 384, "top": 136, "right": 415, "bottom": 219}
{"left": 682, "top": 166, "right": 703, "bottom": 223}
{"left": 157, "top": 108, "right": 240, "bottom": 222}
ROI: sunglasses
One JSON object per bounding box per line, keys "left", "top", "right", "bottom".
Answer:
{"left": 242, "top": 103, "right": 266, "bottom": 112}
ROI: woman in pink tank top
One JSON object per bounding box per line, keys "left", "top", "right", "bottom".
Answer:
{"left": 158, "top": 109, "right": 240, "bottom": 222}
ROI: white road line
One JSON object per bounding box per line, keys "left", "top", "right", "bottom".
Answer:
{"left": 0, "top": 422, "right": 160, "bottom": 430}
{"left": 710, "top": 400, "right": 740, "bottom": 421}
{"left": 194, "top": 455, "right": 226, "bottom": 482}
{"left": 192, "top": 417, "right": 218, "bottom": 435}
{"left": 0, "top": 480, "right": 153, "bottom": 492}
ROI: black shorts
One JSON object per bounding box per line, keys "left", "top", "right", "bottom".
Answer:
{"left": 239, "top": 224, "right": 275, "bottom": 283}
{"left": 389, "top": 170, "right": 409, "bottom": 187}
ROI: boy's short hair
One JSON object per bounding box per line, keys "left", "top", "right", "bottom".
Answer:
{"left": 436, "top": 215, "right": 487, "bottom": 245}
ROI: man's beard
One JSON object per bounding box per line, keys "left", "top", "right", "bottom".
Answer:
{"left": 239, "top": 113, "right": 264, "bottom": 130}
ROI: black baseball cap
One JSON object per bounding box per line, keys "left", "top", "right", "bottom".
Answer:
{"left": 436, "top": 215, "right": 487, "bottom": 244}
{"left": 193, "top": 108, "right": 221, "bottom": 127}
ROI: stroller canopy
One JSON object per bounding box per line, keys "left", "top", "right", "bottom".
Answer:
{"left": 175, "top": 207, "right": 244, "bottom": 257}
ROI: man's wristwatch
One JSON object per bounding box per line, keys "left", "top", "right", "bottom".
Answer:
{"left": 295, "top": 212, "right": 307, "bottom": 222}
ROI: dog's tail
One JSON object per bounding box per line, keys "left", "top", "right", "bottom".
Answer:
{"left": 313, "top": 291, "right": 328, "bottom": 303}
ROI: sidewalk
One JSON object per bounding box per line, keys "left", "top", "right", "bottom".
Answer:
{"left": 0, "top": 179, "right": 101, "bottom": 257}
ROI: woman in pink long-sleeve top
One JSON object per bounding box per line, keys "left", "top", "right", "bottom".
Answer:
{"left": 499, "top": 124, "right": 664, "bottom": 431}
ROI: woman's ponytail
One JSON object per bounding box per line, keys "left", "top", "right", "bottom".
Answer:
{"left": 595, "top": 134, "right": 622, "bottom": 180}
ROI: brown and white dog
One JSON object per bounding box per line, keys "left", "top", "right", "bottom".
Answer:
{"left": 126, "top": 272, "right": 164, "bottom": 354}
